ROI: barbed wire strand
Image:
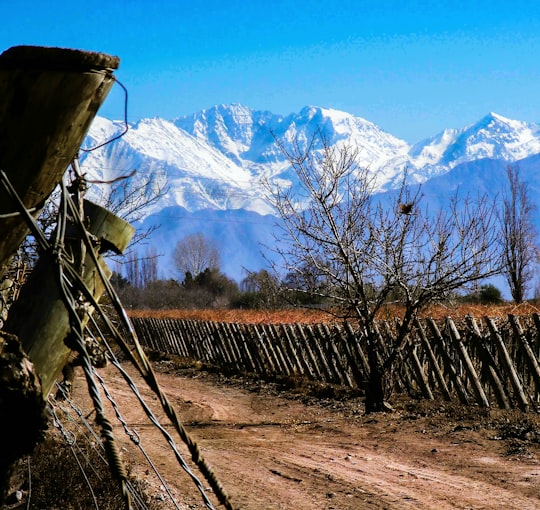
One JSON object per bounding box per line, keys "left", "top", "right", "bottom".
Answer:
{"left": 50, "top": 391, "right": 150, "bottom": 510}
{"left": 92, "top": 366, "right": 183, "bottom": 510}
{"left": 50, "top": 399, "right": 106, "bottom": 483}
{"left": 0, "top": 172, "right": 133, "bottom": 509}
{"left": 0, "top": 169, "right": 235, "bottom": 509}
{"left": 49, "top": 404, "right": 100, "bottom": 510}
{"left": 54, "top": 180, "right": 133, "bottom": 509}
{"left": 51, "top": 388, "right": 111, "bottom": 467}
{"left": 61, "top": 184, "right": 236, "bottom": 510}
{"left": 85, "top": 317, "right": 215, "bottom": 508}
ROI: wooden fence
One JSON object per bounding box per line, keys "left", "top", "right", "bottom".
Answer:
{"left": 131, "top": 314, "right": 540, "bottom": 412}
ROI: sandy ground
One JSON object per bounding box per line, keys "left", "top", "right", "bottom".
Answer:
{"left": 70, "top": 358, "right": 540, "bottom": 510}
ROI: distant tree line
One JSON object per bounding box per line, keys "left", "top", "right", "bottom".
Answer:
{"left": 112, "top": 152, "right": 540, "bottom": 317}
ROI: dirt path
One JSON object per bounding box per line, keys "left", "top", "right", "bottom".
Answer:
{"left": 73, "top": 360, "right": 540, "bottom": 509}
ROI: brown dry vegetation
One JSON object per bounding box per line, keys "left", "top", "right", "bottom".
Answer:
{"left": 127, "top": 302, "right": 540, "bottom": 324}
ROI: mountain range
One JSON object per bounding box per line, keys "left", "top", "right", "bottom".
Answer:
{"left": 79, "top": 105, "right": 540, "bottom": 286}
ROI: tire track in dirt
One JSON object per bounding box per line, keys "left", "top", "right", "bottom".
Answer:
{"left": 73, "top": 363, "right": 540, "bottom": 509}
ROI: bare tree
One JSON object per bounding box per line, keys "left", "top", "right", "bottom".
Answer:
{"left": 266, "top": 133, "right": 501, "bottom": 412}
{"left": 88, "top": 166, "right": 168, "bottom": 248}
{"left": 240, "top": 269, "right": 281, "bottom": 308}
{"left": 500, "top": 165, "right": 539, "bottom": 303}
{"left": 173, "top": 233, "right": 220, "bottom": 280}
{"left": 124, "top": 246, "right": 159, "bottom": 288}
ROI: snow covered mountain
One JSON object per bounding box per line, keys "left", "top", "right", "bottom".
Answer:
{"left": 79, "top": 105, "right": 540, "bottom": 282}
{"left": 409, "top": 112, "right": 540, "bottom": 180}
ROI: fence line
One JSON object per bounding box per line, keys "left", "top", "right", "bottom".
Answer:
{"left": 130, "top": 314, "right": 540, "bottom": 411}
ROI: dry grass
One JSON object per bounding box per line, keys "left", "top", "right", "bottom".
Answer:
{"left": 127, "top": 302, "right": 540, "bottom": 324}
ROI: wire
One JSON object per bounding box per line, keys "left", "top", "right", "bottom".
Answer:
{"left": 93, "top": 366, "right": 183, "bottom": 510}
{"left": 0, "top": 206, "right": 38, "bottom": 219}
{"left": 0, "top": 168, "right": 235, "bottom": 510}
{"left": 50, "top": 391, "right": 151, "bottom": 510}
{"left": 49, "top": 404, "right": 100, "bottom": 510}
{"left": 80, "top": 78, "right": 130, "bottom": 152}
{"left": 61, "top": 184, "right": 236, "bottom": 510}
{"left": 26, "top": 457, "right": 31, "bottom": 510}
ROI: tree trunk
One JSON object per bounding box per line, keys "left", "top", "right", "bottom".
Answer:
{"left": 364, "top": 337, "right": 388, "bottom": 413}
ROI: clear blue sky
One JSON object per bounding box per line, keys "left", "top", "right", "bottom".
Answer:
{"left": 3, "top": 1, "right": 540, "bottom": 142}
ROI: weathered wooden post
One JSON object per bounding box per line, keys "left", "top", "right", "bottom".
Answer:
{"left": 0, "top": 200, "right": 133, "bottom": 503}
{"left": 0, "top": 45, "right": 120, "bottom": 501}
{"left": 4, "top": 200, "right": 135, "bottom": 397}
{"left": 0, "top": 45, "right": 119, "bottom": 276}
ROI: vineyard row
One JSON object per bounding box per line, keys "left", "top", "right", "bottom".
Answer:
{"left": 130, "top": 314, "right": 540, "bottom": 412}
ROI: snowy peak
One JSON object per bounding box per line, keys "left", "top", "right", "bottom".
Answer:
{"left": 177, "top": 103, "right": 410, "bottom": 170}
{"left": 82, "top": 106, "right": 540, "bottom": 216}
{"left": 174, "top": 103, "right": 279, "bottom": 165}
{"left": 408, "top": 112, "right": 540, "bottom": 177}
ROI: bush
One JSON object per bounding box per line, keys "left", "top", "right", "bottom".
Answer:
{"left": 460, "top": 284, "right": 504, "bottom": 305}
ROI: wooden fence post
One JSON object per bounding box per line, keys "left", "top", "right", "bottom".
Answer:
{"left": 485, "top": 317, "right": 529, "bottom": 412}
{"left": 465, "top": 316, "right": 511, "bottom": 410}
{"left": 509, "top": 314, "right": 540, "bottom": 400}
{"left": 4, "top": 201, "right": 133, "bottom": 398}
{"left": 0, "top": 46, "right": 119, "bottom": 276}
{"left": 446, "top": 318, "right": 489, "bottom": 407}
{"left": 426, "top": 318, "right": 470, "bottom": 404}
{"left": 294, "top": 324, "right": 325, "bottom": 381}
{"left": 414, "top": 319, "right": 451, "bottom": 400}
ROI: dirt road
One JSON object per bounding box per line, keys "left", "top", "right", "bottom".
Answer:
{"left": 74, "top": 359, "right": 540, "bottom": 510}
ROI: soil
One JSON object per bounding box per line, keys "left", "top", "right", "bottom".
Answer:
{"left": 70, "top": 357, "right": 540, "bottom": 510}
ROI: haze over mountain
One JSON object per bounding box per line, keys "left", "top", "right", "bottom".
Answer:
{"left": 80, "top": 105, "right": 540, "bottom": 284}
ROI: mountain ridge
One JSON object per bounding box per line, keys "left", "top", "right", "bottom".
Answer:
{"left": 80, "top": 105, "right": 540, "bottom": 284}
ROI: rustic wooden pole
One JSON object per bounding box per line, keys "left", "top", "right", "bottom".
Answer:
{"left": 414, "top": 319, "right": 451, "bottom": 400}
{"left": 405, "top": 334, "right": 434, "bottom": 400}
{"left": 426, "top": 318, "right": 470, "bottom": 404}
{"left": 284, "top": 324, "right": 315, "bottom": 379}
{"left": 0, "top": 46, "right": 119, "bottom": 276}
{"left": 263, "top": 323, "right": 291, "bottom": 376}
{"left": 508, "top": 314, "right": 540, "bottom": 403}
{"left": 305, "top": 324, "right": 337, "bottom": 384}
{"left": 377, "top": 321, "right": 413, "bottom": 394}
{"left": 253, "top": 324, "right": 279, "bottom": 374}
{"left": 485, "top": 317, "right": 529, "bottom": 412}
{"left": 342, "top": 322, "right": 370, "bottom": 381}
{"left": 327, "top": 324, "right": 355, "bottom": 387}
{"left": 294, "top": 323, "right": 325, "bottom": 381}
{"left": 240, "top": 324, "right": 267, "bottom": 376}
{"left": 4, "top": 200, "right": 134, "bottom": 398}
{"left": 446, "top": 318, "right": 489, "bottom": 407}
{"left": 466, "top": 316, "right": 511, "bottom": 410}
